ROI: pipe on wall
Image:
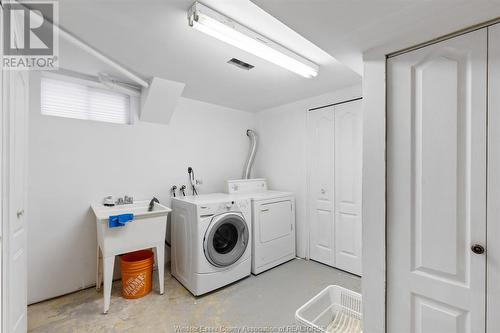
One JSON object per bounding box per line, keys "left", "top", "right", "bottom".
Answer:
{"left": 243, "top": 129, "right": 258, "bottom": 179}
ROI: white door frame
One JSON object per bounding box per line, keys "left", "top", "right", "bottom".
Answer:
{"left": 362, "top": 19, "right": 500, "bottom": 333}
{"left": 0, "top": 4, "right": 4, "bottom": 330}
{"left": 487, "top": 23, "right": 500, "bottom": 333}
{"left": 361, "top": 52, "right": 386, "bottom": 333}
{"left": 305, "top": 97, "right": 362, "bottom": 262}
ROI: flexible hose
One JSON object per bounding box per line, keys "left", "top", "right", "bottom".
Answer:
{"left": 243, "top": 129, "right": 258, "bottom": 179}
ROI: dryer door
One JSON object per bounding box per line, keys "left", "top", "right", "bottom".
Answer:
{"left": 204, "top": 213, "right": 249, "bottom": 267}
{"left": 253, "top": 198, "right": 295, "bottom": 274}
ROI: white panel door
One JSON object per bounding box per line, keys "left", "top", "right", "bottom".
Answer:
{"left": 334, "top": 100, "right": 362, "bottom": 275}
{"left": 308, "top": 107, "right": 335, "bottom": 266}
{"left": 3, "top": 71, "right": 29, "bottom": 333}
{"left": 2, "top": 11, "right": 29, "bottom": 333}
{"left": 387, "top": 29, "right": 487, "bottom": 333}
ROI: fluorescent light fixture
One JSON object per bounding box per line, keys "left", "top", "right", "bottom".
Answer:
{"left": 187, "top": 2, "right": 319, "bottom": 78}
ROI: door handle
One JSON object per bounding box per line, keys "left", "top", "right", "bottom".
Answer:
{"left": 471, "top": 244, "right": 485, "bottom": 255}
{"left": 17, "top": 209, "right": 24, "bottom": 218}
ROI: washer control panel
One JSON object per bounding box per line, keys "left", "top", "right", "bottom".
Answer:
{"left": 219, "top": 201, "right": 236, "bottom": 211}
{"left": 198, "top": 203, "right": 219, "bottom": 216}
{"left": 235, "top": 199, "right": 250, "bottom": 213}
{"left": 198, "top": 199, "right": 250, "bottom": 217}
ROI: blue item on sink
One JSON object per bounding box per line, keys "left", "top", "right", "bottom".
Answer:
{"left": 108, "top": 213, "right": 134, "bottom": 228}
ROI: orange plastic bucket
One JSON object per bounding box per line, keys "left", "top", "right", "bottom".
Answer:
{"left": 120, "top": 250, "right": 154, "bottom": 299}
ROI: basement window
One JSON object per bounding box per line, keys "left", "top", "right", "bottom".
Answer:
{"left": 41, "top": 75, "right": 132, "bottom": 125}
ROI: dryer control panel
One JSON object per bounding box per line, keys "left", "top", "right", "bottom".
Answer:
{"left": 225, "top": 179, "right": 267, "bottom": 194}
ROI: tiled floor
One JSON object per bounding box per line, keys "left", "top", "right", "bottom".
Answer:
{"left": 28, "top": 258, "right": 361, "bottom": 333}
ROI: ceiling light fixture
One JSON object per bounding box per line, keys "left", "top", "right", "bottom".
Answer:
{"left": 187, "top": 2, "right": 319, "bottom": 78}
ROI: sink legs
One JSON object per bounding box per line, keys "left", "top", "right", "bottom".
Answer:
{"left": 155, "top": 243, "right": 165, "bottom": 295}
{"left": 95, "top": 244, "right": 113, "bottom": 314}
{"left": 103, "top": 256, "right": 115, "bottom": 314}
{"left": 96, "top": 244, "right": 165, "bottom": 313}
{"left": 96, "top": 244, "right": 103, "bottom": 291}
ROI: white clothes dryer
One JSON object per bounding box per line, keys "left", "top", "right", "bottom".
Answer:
{"left": 226, "top": 179, "right": 296, "bottom": 275}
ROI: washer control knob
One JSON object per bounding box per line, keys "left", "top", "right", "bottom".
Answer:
{"left": 225, "top": 203, "right": 232, "bottom": 209}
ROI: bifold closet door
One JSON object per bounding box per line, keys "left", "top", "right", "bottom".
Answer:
{"left": 308, "top": 107, "right": 335, "bottom": 266}
{"left": 308, "top": 101, "right": 362, "bottom": 275}
{"left": 387, "top": 28, "right": 487, "bottom": 333}
{"left": 333, "top": 100, "right": 362, "bottom": 276}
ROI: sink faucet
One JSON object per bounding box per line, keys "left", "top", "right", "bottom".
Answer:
{"left": 148, "top": 197, "right": 159, "bottom": 211}
{"left": 115, "top": 195, "right": 134, "bottom": 205}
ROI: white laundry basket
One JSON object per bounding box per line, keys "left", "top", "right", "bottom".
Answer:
{"left": 295, "top": 285, "right": 362, "bottom": 333}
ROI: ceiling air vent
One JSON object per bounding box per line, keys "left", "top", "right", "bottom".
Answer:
{"left": 227, "top": 58, "right": 254, "bottom": 71}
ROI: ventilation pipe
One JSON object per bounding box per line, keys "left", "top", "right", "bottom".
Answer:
{"left": 243, "top": 129, "right": 258, "bottom": 179}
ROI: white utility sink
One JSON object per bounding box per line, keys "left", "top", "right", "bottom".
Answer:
{"left": 91, "top": 200, "right": 171, "bottom": 221}
{"left": 91, "top": 200, "right": 172, "bottom": 314}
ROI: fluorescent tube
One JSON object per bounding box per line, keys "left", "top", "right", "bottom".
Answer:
{"left": 188, "top": 2, "right": 319, "bottom": 78}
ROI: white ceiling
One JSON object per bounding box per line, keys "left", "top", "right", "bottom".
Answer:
{"left": 251, "top": 0, "right": 500, "bottom": 74}
{"left": 56, "top": 0, "right": 361, "bottom": 112}
{"left": 56, "top": 0, "right": 500, "bottom": 112}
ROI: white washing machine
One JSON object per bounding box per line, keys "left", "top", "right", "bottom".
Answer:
{"left": 225, "top": 179, "right": 296, "bottom": 275}
{"left": 171, "top": 193, "right": 251, "bottom": 296}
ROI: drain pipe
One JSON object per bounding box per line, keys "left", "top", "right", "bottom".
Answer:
{"left": 243, "top": 129, "right": 258, "bottom": 179}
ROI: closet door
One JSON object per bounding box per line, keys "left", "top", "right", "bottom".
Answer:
{"left": 334, "top": 100, "right": 362, "bottom": 276}
{"left": 308, "top": 107, "right": 335, "bottom": 266}
{"left": 387, "top": 28, "right": 487, "bottom": 333}
{"left": 308, "top": 100, "right": 363, "bottom": 275}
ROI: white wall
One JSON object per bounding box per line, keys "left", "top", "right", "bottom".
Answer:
{"left": 27, "top": 73, "right": 256, "bottom": 304}
{"left": 254, "top": 84, "right": 362, "bottom": 258}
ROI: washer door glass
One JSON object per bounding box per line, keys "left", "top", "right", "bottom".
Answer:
{"left": 204, "top": 213, "right": 249, "bottom": 267}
